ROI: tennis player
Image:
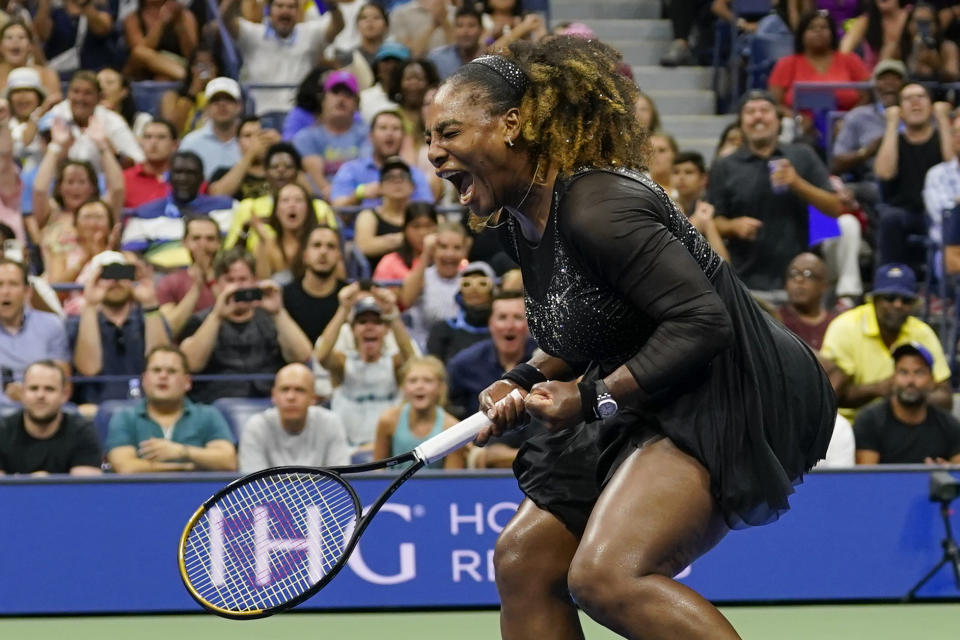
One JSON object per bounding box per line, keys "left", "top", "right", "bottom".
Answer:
{"left": 426, "top": 39, "right": 837, "bottom": 639}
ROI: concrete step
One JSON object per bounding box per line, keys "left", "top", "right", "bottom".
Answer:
{"left": 551, "top": 0, "right": 660, "bottom": 21}
{"left": 607, "top": 39, "right": 672, "bottom": 66}
{"left": 551, "top": 18, "right": 671, "bottom": 41}
{"left": 660, "top": 114, "right": 736, "bottom": 139}
{"left": 633, "top": 65, "right": 713, "bottom": 91}
{"left": 646, "top": 89, "right": 715, "bottom": 115}
{"left": 674, "top": 137, "right": 725, "bottom": 165}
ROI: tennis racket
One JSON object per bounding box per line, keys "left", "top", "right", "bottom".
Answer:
{"left": 177, "top": 389, "right": 522, "bottom": 619}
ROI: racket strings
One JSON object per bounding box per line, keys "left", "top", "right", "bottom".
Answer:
{"left": 181, "top": 472, "right": 358, "bottom": 613}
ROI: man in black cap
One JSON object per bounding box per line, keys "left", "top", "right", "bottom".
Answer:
{"left": 853, "top": 342, "right": 960, "bottom": 464}
{"left": 707, "top": 90, "right": 846, "bottom": 302}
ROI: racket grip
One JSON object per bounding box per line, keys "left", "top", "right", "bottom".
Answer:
{"left": 415, "top": 389, "right": 523, "bottom": 465}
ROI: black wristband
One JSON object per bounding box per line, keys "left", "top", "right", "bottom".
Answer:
{"left": 578, "top": 379, "right": 597, "bottom": 423}
{"left": 141, "top": 305, "right": 160, "bottom": 314}
{"left": 500, "top": 363, "right": 546, "bottom": 391}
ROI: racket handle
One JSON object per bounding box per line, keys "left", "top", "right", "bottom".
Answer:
{"left": 415, "top": 388, "right": 523, "bottom": 465}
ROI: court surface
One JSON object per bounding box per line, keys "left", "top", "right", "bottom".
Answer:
{"left": 2, "top": 604, "right": 959, "bottom": 640}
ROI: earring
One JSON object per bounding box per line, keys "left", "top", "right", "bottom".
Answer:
{"left": 506, "top": 138, "right": 514, "bottom": 147}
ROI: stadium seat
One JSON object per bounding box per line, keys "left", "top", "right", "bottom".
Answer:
{"left": 211, "top": 397, "right": 273, "bottom": 442}
{"left": 93, "top": 399, "right": 141, "bottom": 446}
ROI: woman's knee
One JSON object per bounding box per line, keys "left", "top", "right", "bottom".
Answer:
{"left": 567, "top": 552, "right": 673, "bottom": 625}
{"left": 493, "top": 505, "right": 576, "bottom": 596}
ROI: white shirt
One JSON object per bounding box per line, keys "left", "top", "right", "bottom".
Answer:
{"left": 238, "top": 406, "right": 350, "bottom": 472}
{"left": 236, "top": 18, "right": 329, "bottom": 115}
{"left": 48, "top": 101, "right": 145, "bottom": 170}
{"left": 923, "top": 156, "right": 960, "bottom": 246}
{"left": 815, "top": 414, "right": 856, "bottom": 469}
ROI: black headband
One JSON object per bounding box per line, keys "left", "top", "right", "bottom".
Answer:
{"left": 466, "top": 55, "right": 529, "bottom": 95}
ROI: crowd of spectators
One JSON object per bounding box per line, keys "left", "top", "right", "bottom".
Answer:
{"left": 2, "top": 0, "right": 960, "bottom": 476}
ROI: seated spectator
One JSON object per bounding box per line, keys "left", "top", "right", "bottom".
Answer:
{"left": 391, "top": 0, "right": 455, "bottom": 58}
{"left": 831, "top": 59, "right": 906, "bottom": 183}
{"left": 924, "top": 110, "right": 960, "bottom": 255}
{"left": 373, "top": 202, "right": 437, "bottom": 282}
{"left": 874, "top": 83, "right": 952, "bottom": 267}
{"left": 156, "top": 215, "right": 222, "bottom": 338}
{"left": 224, "top": 142, "right": 339, "bottom": 250}
{"left": 446, "top": 291, "right": 535, "bottom": 419}
{"left": 106, "top": 345, "right": 237, "bottom": 473}
{"left": 708, "top": 90, "right": 847, "bottom": 301}
{"left": 122, "top": 151, "right": 235, "bottom": 269}
{"left": 483, "top": 0, "right": 546, "bottom": 52}
{"left": 634, "top": 91, "right": 661, "bottom": 134}
{"left": 69, "top": 252, "right": 170, "bottom": 403}
{"left": 0, "top": 259, "right": 70, "bottom": 405}
{"left": 427, "top": 6, "right": 483, "bottom": 80}
{"left": 219, "top": 0, "right": 330, "bottom": 117}
{"left": 854, "top": 343, "right": 960, "bottom": 464}
{"left": 122, "top": 0, "right": 199, "bottom": 81}
{"left": 0, "top": 360, "right": 101, "bottom": 475}
{"left": 238, "top": 362, "right": 349, "bottom": 473}
{"left": 659, "top": 0, "right": 713, "bottom": 67}
{"left": 245, "top": 182, "right": 318, "bottom": 282}
{"left": 39, "top": 0, "right": 117, "bottom": 73}
{"left": 840, "top": 0, "right": 909, "bottom": 67}
{"left": 160, "top": 44, "right": 226, "bottom": 137}
{"left": 714, "top": 122, "right": 742, "bottom": 161}
{"left": 0, "top": 21, "right": 61, "bottom": 110}
{"left": 180, "top": 248, "right": 313, "bottom": 403}
{"left": 319, "top": 0, "right": 372, "bottom": 76}
{"left": 768, "top": 11, "right": 870, "bottom": 116}
{"left": 373, "top": 355, "right": 464, "bottom": 468}
{"left": 776, "top": 252, "right": 836, "bottom": 351}
{"left": 353, "top": 155, "right": 414, "bottom": 271}
{"left": 426, "top": 260, "right": 493, "bottom": 362}
{"left": 177, "top": 77, "right": 242, "bottom": 181}
{"left": 4, "top": 68, "right": 50, "bottom": 172}
{"left": 283, "top": 225, "right": 346, "bottom": 344}
{"left": 208, "top": 116, "right": 279, "bottom": 200}
{"left": 344, "top": 3, "right": 389, "bottom": 92}
{"left": 648, "top": 132, "right": 676, "bottom": 191}
{"left": 394, "top": 58, "right": 439, "bottom": 165}
{"left": 400, "top": 220, "right": 468, "bottom": 347}
{"left": 0, "top": 105, "right": 26, "bottom": 244}
{"left": 96, "top": 68, "right": 152, "bottom": 137}
{"left": 44, "top": 70, "right": 145, "bottom": 170}
{"left": 821, "top": 263, "right": 952, "bottom": 422}
{"left": 670, "top": 150, "right": 730, "bottom": 261}
{"left": 899, "top": 3, "right": 959, "bottom": 84}
{"left": 123, "top": 118, "right": 178, "bottom": 208}
{"left": 359, "top": 42, "right": 408, "bottom": 125}
{"left": 331, "top": 109, "right": 434, "bottom": 208}
{"left": 315, "top": 284, "right": 416, "bottom": 449}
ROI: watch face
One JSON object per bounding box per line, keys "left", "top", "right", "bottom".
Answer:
{"left": 597, "top": 398, "right": 618, "bottom": 418}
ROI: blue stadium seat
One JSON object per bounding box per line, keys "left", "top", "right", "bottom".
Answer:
{"left": 93, "top": 399, "right": 141, "bottom": 447}
{"left": 212, "top": 397, "right": 273, "bottom": 442}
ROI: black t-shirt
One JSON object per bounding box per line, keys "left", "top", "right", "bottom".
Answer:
{"left": 0, "top": 412, "right": 102, "bottom": 474}
{"left": 853, "top": 400, "right": 960, "bottom": 463}
{"left": 881, "top": 132, "right": 943, "bottom": 212}
{"left": 180, "top": 308, "right": 285, "bottom": 402}
{"left": 708, "top": 143, "right": 834, "bottom": 291}
{"left": 282, "top": 279, "right": 346, "bottom": 344}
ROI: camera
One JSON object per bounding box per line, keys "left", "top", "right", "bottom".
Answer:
{"left": 916, "top": 19, "right": 937, "bottom": 49}
{"left": 232, "top": 287, "right": 263, "bottom": 303}
{"left": 100, "top": 263, "right": 136, "bottom": 281}
{"left": 358, "top": 278, "right": 373, "bottom": 291}
{"left": 2, "top": 239, "right": 23, "bottom": 263}
{"left": 929, "top": 471, "right": 960, "bottom": 503}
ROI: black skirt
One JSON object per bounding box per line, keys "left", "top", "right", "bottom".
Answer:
{"left": 512, "top": 263, "right": 837, "bottom": 537}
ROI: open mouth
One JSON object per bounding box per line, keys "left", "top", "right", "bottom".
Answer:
{"left": 440, "top": 170, "right": 475, "bottom": 205}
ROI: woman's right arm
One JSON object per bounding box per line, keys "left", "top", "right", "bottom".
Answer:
{"left": 32, "top": 137, "right": 66, "bottom": 229}
{"left": 840, "top": 15, "right": 867, "bottom": 53}
{"left": 354, "top": 209, "right": 403, "bottom": 258}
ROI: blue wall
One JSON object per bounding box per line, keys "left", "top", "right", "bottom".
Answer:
{"left": 1, "top": 469, "right": 958, "bottom": 614}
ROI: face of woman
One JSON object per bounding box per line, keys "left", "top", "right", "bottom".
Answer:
{"left": 266, "top": 152, "right": 298, "bottom": 190}
{"left": 60, "top": 165, "right": 96, "bottom": 211}
{"left": 427, "top": 84, "right": 522, "bottom": 218}
{"left": 275, "top": 185, "right": 309, "bottom": 232}
{"left": 9, "top": 89, "right": 39, "bottom": 119}
{"left": 433, "top": 230, "right": 466, "bottom": 278}
{"left": 1, "top": 26, "right": 30, "bottom": 65}
{"left": 400, "top": 63, "right": 429, "bottom": 108}
{"left": 357, "top": 6, "right": 387, "bottom": 40}
{"left": 75, "top": 203, "right": 110, "bottom": 239}
{"left": 96, "top": 69, "right": 125, "bottom": 106}
{"left": 634, "top": 95, "right": 653, "bottom": 130}
{"left": 802, "top": 16, "right": 833, "bottom": 53}
{"left": 405, "top": 215, "right": 436, "bottom": 253}
{"left": 403, "top": 365, "right": 443, "bottom": 411}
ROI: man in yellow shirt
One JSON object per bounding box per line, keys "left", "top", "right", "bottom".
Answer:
{"left": 821, "top": 263, "right": 952, "bottom": 421}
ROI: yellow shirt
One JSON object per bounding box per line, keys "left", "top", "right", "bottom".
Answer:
{"left": 821, "top": 302, "right": 950, "bottom": 421}
{"left": 223, "top": 195, "right": 338, "bottom": 251}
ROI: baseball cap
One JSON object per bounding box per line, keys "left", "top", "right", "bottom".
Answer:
{"left": 6, "top": 67, "right": 46, "bottom": 100}
{"left": 324, "top": 70, "right": 359, "bottom": 95}
{"left": 872, "top": 59, "right": 907, "bottom": 81}
{"left": 892, "top": 342, "right": 934, "bottom": 369}
{"left": 461, "top": 261, "right": 495, "bottom": 281}
{"left": 91, "top": 250, "right": 129, "bottom": 269}
{"left": 379, "top": 155, "right": 412, "bottom": 180}
{"left": 374, "top": 42, "right": 411, "bottom": 63}
{"left": 204, "top": 77, "right": 242, "bottom": 101}
{"left": 737, "top": 89, "right": 777, "bottom": 114}
{"left": 352, "top": 296, "right": 383, "bottom": 320}
{"left": 872, "top": 263, "right": 917, "bottom": 299}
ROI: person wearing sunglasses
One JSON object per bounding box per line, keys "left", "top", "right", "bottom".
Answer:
{"left": 821, "top": 263, "right": 952, "bottom": 422}
{"left": 426, "top": 260, "right": 495, "bottom": 363}
{"left": 777, "top": 252, "right": 835, "bottom": 351}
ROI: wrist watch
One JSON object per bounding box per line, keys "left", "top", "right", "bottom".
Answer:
{"left": 594, "top": 380, "right": 618, "bottom": 420}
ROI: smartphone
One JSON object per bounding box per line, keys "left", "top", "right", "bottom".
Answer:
{"left": 358, "top": 278, "right": 373, "bottom": 291}
{"left": 100, "top": 263, "right": 136, "bottom": 280}
{"left": 232, "top": 287, "right": 263, "bottom": 303}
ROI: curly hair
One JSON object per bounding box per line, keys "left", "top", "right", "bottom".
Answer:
{"left": 445, "top": 36, "right": 648, "bottom": 228}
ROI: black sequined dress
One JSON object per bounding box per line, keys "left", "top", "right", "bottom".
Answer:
{"left": 500, "top": 168, "right": 836, "bottom": 534}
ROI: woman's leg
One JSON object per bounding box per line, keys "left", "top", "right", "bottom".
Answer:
{"left": 567, "top": 437, "right": 741, "bottom": 640}
{"left": 494, "top": 499, "right": 584, "bottom": 640}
